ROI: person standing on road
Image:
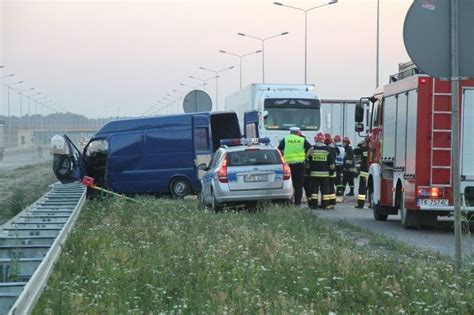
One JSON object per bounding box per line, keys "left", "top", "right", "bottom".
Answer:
{"left": 324, "top": 133, "right": 339, "bottom": 209}
{"left": 354, "top": 138, "right": 369, "bottom": 208}
{"left": 296, "top": 130, "right": 313, "bottom": 204}
{"left": 278, "top": 127, "right": 312, "bottom": 206}
{"left": 342, "top": 137, "right": 356, "bottom": 196}
{"left": 334, "top": 135, "right": 345, "bottom": 197}
{"left": 306, "top": 132, "right": 334, "bottom": 209}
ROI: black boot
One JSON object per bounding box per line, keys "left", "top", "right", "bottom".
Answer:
{"left": 346, "top": 187, "right": 354, "bottom": 196}
{"left": 354, "top": 199, "right": 364, "bottom": 209}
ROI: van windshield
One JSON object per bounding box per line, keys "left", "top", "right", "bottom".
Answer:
{"left": 264, "top": 98, "right": 321, "bottom": 131}
{"left": 228, "top": 149, "right": 280, "bottom": 166}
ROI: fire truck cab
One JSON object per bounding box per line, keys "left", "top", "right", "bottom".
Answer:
{"left": 356, "top": 62, "right": 474, "bottom": 228}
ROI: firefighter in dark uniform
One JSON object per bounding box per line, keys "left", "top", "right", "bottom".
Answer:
{"left": 278, "top": 127, "right": 312, "bottom": 205}
{"left": 324, "top": 133, "right": 339, "bottom": 209}
{"left": 306, "top": 132, "right": 335, "bottom": 209}
{"left": 342, "top": 137, "right": 356, "bottom": 196}
{"left": 354, "top": 138, "right": 369, "bottom": 208}
{"left": 334, "top": 135, "right": 345, "bottom": 196}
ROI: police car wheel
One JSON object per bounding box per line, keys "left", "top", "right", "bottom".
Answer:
{"left": 211, "top": 191, "right": 223, "bottom": 213}
{"left": 170, "top": 177, "right": 191, "bottom": 198}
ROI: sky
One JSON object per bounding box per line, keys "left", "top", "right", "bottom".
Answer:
{"left": 0, "top": 0, "right": 412, "bottom": 119}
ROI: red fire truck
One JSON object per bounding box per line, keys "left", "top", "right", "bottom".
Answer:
{"left": 355, "top": 62, "right": 474, "bottom": 228}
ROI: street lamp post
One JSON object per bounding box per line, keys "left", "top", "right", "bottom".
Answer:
{"left": 25, "top": 92, "right": 41, "bottom": 131}
{"left": 376, "top": 0, "right": 380, "bottom": 88}
{"left": 188, "top": 75, "right": 217, "bottom": 92}
{"left": 199, "top": 66, "right": 234, "bottom": 110}
{"left": 237, "top": 31, "right": 289, "bottom": 83}
{"left": 3, "top": 81, "right": 24, "bottom": 148}
{"left": 179, "top": 82, "right": 207, "bottom": 90}
{"left": 219, "top": 50, "right": 262, "bottom": 89}
{"left": 273, "top": 0, "right": 337, "bottom": 84}
{"left": 17, "top": 88, "right": 35, "bottom": 117}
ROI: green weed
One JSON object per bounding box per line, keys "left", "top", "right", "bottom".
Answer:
{"left": 34, "top": 198, "right": 474, "bottom": 314}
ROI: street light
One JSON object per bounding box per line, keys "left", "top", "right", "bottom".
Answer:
{"left": 188, "top": 75, "right": 218, "bottom": 91}
{"left": 17, "top": 88, "right": 35, "bottom": 117}
{"left": 376, "top": 0, "right": 380, "bottom": 87}
{"left": 219, "top": 50, "right": 262, "bottom": 89}
{"left": 180, "top": 81, "right": 208, "bottom": 90}
{"left": 273, "top": 0, "right": 337, "bottom": 84}
{"left": 199, "top": 65, "right": 234, "bottom": 110}
{"left": 0, "top": 74, "right": 14, "bottom": 80}
{"left": 237, "top": 31, "right": 289, "bottom": 83}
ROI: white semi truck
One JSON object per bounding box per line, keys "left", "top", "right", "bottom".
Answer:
{"left": 225, "top": 84, "right": 321, "bottom": 145}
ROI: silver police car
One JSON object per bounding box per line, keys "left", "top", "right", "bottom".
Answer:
{"left": 199, "top": 138, "right": 293, "bottom": 212}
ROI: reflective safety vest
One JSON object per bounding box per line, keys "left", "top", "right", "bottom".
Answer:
{"left": 336, "top": 144, "right": 345, "bottom": 166}
{"left": 283, "top": 134, "right": 306, "bottom": 164}
{"left": 309, "top": 143, "right": 332, "bottom": 177}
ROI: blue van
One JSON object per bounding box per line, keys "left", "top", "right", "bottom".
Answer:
{"left": 54, "top": 112, "right": 241, "bottom": 197}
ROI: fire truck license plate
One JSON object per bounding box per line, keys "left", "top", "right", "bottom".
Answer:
{"left": 417, "top": 199, "right": 449, "bottom": 207}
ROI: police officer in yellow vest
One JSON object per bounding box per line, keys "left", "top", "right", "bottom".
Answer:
{"left": 278, "top": 127, "right": 312, "bottom": 205}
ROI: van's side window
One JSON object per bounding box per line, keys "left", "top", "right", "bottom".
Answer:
{"left": 194, "top": 128, "right": 209, "bottom": 152}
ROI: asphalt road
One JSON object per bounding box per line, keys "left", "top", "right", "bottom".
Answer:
{"left": 0, "top": 149, "right": 52, "bottom": 171}
{"left": 312, "top": 198, "right": 474, "bottom": 258}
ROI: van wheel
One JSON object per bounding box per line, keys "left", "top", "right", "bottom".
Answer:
{"left": 170, "top": 177, "right": 191, "bottom": 198}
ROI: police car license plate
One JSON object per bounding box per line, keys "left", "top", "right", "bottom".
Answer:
{"left": 244, "top": 174, "right": 268, "bottom": 182}
{"left": 417, "top": 199, "right": 449, "bottom": 207}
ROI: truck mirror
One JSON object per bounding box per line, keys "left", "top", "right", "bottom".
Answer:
{"left": 355, "top": 103, "right": 364, "bottom": 123}
{"left": 355, "top": 122, "right": 364, "bottom": 133}
{"left": 262, "top": 110, "right": 269, "bottom": 118}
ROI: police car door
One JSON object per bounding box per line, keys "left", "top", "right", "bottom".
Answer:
{"left": 193, "top": 115, "right": 213, "bottom": 180}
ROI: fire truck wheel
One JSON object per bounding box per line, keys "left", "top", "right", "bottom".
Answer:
{"left": 401, "top": 206, "right": 418, "bottom": 229}
{"left": 370, "top": 189, "right": 388, "bottom": 221}
{"left": 373, "top": 205, "right": 388, "bottom": 221}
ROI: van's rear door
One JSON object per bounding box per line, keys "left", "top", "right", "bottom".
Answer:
{"left": 193, "top": 115, "right": 213, "bottom": 180}
{"left": 462, "top": 88, "right": 474, "bottom": 180}
{"left": 244, "top": 111, "right": 259, "bottom": 138}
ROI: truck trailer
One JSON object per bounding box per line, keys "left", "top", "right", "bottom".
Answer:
{"left": 225, "top": 84, "right": 321, "bottom": 145}
{"left": 355, "top": 63, "right": 474, "bottom": 228}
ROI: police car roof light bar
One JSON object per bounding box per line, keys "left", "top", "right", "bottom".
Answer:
{"left": 220, "top": 137, "right": 271, "bottom": 147}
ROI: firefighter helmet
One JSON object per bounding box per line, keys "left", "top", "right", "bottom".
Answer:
{"left": 334, "top": 135, "right": 342, "bottom": 143}
{"left": 324, "top": 133, "right": 333, "bottom": 145}
{"left": 315, "top": 132, "right": 325, "bottom": 143}
{"left": 343, "top": 136, "right": 351, "bottom": 145}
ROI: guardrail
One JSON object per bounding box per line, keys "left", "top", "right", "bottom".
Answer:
{"left": 0, "top": 182, "right": 86, "bottom": 314}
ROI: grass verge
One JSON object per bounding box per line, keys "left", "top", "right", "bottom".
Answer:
{"left": 34, "top": 198, "right": 474, "bottom": 314}
{"left": 0, "top": 163, "right": 57, "bottom": 223}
